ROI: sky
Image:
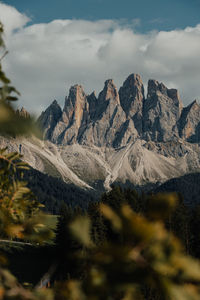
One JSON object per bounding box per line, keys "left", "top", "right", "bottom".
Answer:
{"left": 0, "top": 0, "right": 200, "bottom": 114}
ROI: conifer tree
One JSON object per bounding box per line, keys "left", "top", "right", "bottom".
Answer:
{"left": 54, "top": 203, "right": 83, "bottom": 281}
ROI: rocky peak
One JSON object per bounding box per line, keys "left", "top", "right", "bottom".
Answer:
{"left": 147, "top": 80, "right": 183, "bottom": 109}
{"left": 16, "top": 107, "right": 30, "bottom": 118}
{"left": 37, "top": 100, "right": 62, "bottom": 140}
{"left": 178, "top": 100, "right": 200, "bottom": 142}
{"left": 187, "top": 99, "right": 199, "bottom": 110}
{"left": 50, "top": 85, "right": 91, "bottom": 145}
{"left": 99, "top": 79, "right": 120, "bottom": 104}
{"left": 147, "top": 80, "right": 168, "bottom": 98}
{"left": 180, "top": 100, "right": 199, "bottom": 117}
{"left": 67, "top": 85, "right": 86, "bottom": 106}
{"left": 46, "top": 100, "right": 62, "bottom": 117}
{"left": 47, "top": 100, "right": 62, "bottom": 114}
{"left": 38, "top": 73, "right": 199, "bottom": 147}
{"left": 78, "top": 79, "right": 130, "bottom": 147}
{"left": 52, "top": 99, "right": 58, "bottom": 105}
{"left": 90, "top": 91, "right": 96, "bottom": 98}
{"left": 63, "top": 84, "right": 88, "bottom": 128}
{"left": 87, "top": 91, "right": 97, "bottom": 121}
{"left": 167, "top": 89, "right": 183, "bottom": 111}
{"left": 64, "top": 85, "right": 86, "bottom": 111}
{"left": 119, "top": 73, "right": 145, "bottom": 133}
{"left": 120, "top": 73, "right": 144, "bottom": 92}
{"left": 143, "top": 80, "right": 183, "bottom": 142}
{"left": 93, "top": 79, "right": 121, "bottom": 124}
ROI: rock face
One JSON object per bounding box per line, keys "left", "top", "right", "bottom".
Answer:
{"left": 37, "top": 100, "right": 62, "bottom": 140}
{"left": 39, "top": 78, "right": 138, "bottom": 147}
{"left": 79, "top": 79, "right": 127, "bottom": 147}
{"left": 63, "top": 84, "right": 89, "bottom": 128}
{"left": 54, "top": 85, "right": 90, "bottom": 144}
{"left": 87, "top": 91, "right": 97, "bottom": 121}
{"left": 143, "top": 80, "right": 183, "bottom": 142}
{"left": 16, "top": 107, "right": 30, "bottom": 119}
{"left": 119, "top": 74, "right": 145, "bottom": 134}
{"left": 38, "top": 73, "right": 200, "bottom": 148}
{"left": 178, "top": 100, "right": 200, "bottom": 142}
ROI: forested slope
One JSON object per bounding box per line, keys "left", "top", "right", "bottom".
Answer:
{"left": 152, "top": 172, "right": 200, "bottom": 206}
{"left": 22, "top": 167, "right": 97, "bottom": 213}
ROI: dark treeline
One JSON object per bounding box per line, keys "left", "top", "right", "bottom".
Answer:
{"left": 153, "top": 172, "right": 200, "bottom": 207}
{"left": 99, "top": 186, "right": 200, "bottom": 259}
{"left": 22, "top": 166, "right": 200, "bottom": 214}
{"left": 20, "top": 167, "right": 98, "bottom": 213}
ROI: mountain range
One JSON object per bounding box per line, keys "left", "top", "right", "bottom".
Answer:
{"left": 1, "top": 73, "right": 200, "bottom": 194}
{"left": 38, "top": 73, "right": 200, "bottom": 146}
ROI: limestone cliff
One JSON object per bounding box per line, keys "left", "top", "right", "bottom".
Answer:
{"left": 38, "top": 73, "right": 199, "bottom": 148}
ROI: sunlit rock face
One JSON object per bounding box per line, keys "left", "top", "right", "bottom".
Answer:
{"left": 16, "top": 107, "right": 31, "bottom": 119}
{"left": 178, "top": 100, "right": 200, "bottom": 142}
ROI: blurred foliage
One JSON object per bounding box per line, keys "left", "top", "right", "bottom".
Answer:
{"left": 0, "top": 21, "right": 53, "bottom": 299}
{"left": 0, "top": 268, "right": 54, "bottom": 300}
{"left": 0, "top": 147, "right": 53, "bottom": 243}
{"left": 64, "top": 192, "right": 200, "bottom": 300}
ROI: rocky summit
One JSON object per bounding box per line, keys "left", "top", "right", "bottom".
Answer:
{"left": 38, "top": 73, "right": 200, "bottom": 147}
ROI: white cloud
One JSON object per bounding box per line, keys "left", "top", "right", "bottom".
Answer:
{"left": 0, "top": 2, "right": 30, "bottom": 35}
{"left": 0, "top": 2, "right": 200, "bottom": 114}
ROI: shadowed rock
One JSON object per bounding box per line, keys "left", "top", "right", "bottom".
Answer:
{"left": 143, "top": 80, "right": 183, "bottom": 142}
{"left": 79, "top": 79, "right": 127, "bottom": 147}
{"left": 119, "top": 73, "right": 145, "bottom": 134}
{"left": 37, "top": 100, "right": 62, "bottom": 140}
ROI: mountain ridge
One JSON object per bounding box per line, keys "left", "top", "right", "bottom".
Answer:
{"left": 38, "top": 73, "right": 200, "bottom": 148}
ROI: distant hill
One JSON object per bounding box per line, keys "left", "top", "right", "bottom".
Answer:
{"left": 152, "top": 173, "right": 200, "bottom": 206}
